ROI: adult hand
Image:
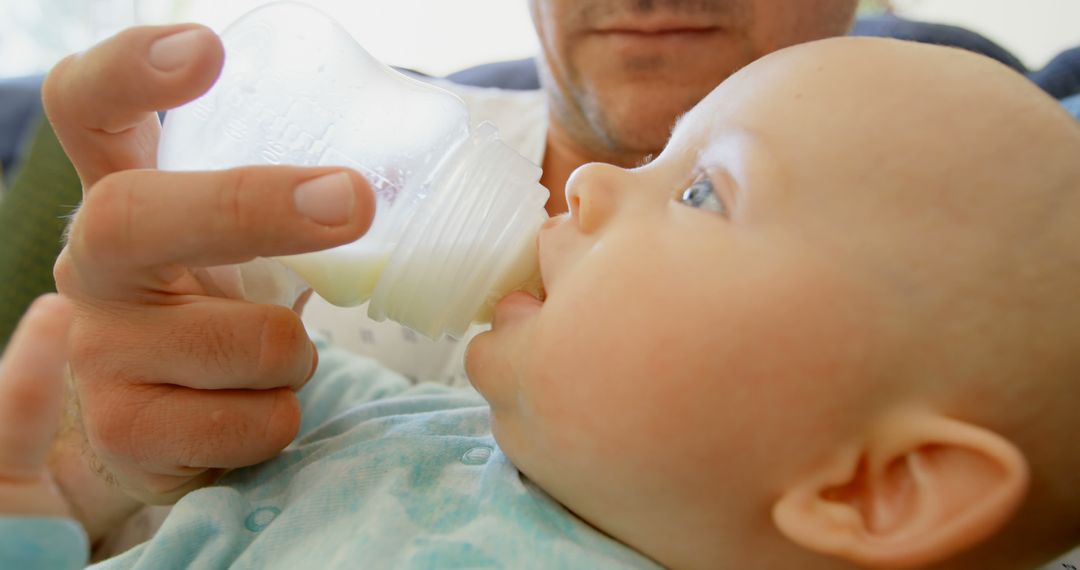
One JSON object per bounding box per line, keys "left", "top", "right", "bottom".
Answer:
{"left": 0, "top": 295, "right": 74, "bottom": 518}
{"left": 42, "top": 24, "right": 375, "bottom": 504}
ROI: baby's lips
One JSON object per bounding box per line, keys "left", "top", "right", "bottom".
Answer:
{"left": 492, "top": 291, "right": 544, "bottom": 328}
{"left": 540, "top": 214, "right": 564, "bottom": 232}
{"left": 535, "top": 213, "right": 573, "bottom": 301}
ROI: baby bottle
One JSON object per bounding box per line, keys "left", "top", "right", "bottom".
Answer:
{"left": 157, "top": 1, "right": 548, "bottom": 339}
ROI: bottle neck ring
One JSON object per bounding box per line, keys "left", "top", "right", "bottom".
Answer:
{"left": 368, "top": 123, "right": 549, "bottom": 339}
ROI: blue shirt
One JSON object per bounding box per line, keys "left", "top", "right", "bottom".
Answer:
{"left": 1062, "top": 93, "right": 1080, "bottom": 121}
{"left": 1, "top": 344, "right": 658, "bottom": 569}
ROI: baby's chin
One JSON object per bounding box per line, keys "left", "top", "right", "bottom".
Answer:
{"left": 464, "top": 305, "right": 546, "bottom": 409}
{"left": 461, "top": 329, "right": 519, "bottom": 413}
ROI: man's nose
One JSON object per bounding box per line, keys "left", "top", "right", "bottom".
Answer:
{"left": 565, "top": 162, "right": 629, "bottom": 234}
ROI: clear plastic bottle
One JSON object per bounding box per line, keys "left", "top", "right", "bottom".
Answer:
{"left": 157, "top": 1, "right": 548, "bottom": 339}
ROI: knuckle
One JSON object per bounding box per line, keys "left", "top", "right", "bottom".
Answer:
{"left": 171, "top": 435, "right": 213, "bottom": 470}
{"left": 256, "top": 306, "right": 309, "bottom": 379}
{"left": 77, "top": 173, "right": 131, "bottom": 258}
{"left": 82, "top": 393, "right": 139, "bottom": 463}
{"left": 67, "top": 322, "right": 115, "bottom": 383}
{"left": 176, "top": 311, "right": 245, "bottom": 378}
{"left": 112, "top": 25, "right": 147, "bottom": 48}
{"left": 77, "top": 173, "right": 140, "bottom": 264}
{"left": 175, "top": 396, "right": 296, "bottom": 468}
{"left": 91, "top": 384, "right": 173, "bottom": 471}
{"left": 41, "top": 54, "right": 78, "bottom": 121}
{"left": 52, "top": 250, "right": 79, "bottom": 296}
{"left": 266, "top": 390, "right": 301, "bottom": 447}
{"left": 220, "top": 169, "right": 259, "bottom": 235}
{"left": 175, "top": 414, "right": 245, "bottom": 468}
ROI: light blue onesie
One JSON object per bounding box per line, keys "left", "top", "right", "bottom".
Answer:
{"left": 0, "top": 342, "right": 659, "bottom": 569}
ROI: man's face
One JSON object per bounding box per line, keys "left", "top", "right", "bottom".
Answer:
{"left": 528, "top": 0, "right": 858, "bottom": 165}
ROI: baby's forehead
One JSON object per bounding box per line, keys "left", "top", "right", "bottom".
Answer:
{"left": 663, "top": 88, "right": 739, "bottom": 161}
{"left": 663, "top": 50, "right": 835, "bottom": 160}
{"left": 664, "top": 38, "right": 1080, "bottom": 209}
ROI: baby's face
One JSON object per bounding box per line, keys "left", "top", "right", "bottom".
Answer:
{"left": 468, "top": 37, "right": 901, "bottom": 560}
{"left": 467, "top": 37, "right": 1074, "bottom": 567}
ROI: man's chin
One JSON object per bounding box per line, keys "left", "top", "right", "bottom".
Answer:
{"left": 586, "top": 90, "right": 710, "bottom": 159}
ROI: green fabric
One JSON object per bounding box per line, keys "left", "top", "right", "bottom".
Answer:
{"left": 0, "top": 119, "right": 81, "bottom": 350}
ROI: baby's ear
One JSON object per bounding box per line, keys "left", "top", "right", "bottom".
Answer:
{"left": 770, "top": 409, "right": 1029, "bottom": 569}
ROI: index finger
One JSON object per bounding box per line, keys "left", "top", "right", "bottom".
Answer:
{"left": 42, "top": 24, "right": 224, "bottom": 189}
{"left": 63, "top": 166, "right": 375, "bottom": 299}
{"left": 0, "top": 295, "right": 74, "bottom": 481}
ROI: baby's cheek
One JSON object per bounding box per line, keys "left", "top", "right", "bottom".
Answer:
{"left": 533, "top": 296, "right": 700, "bottom": 428}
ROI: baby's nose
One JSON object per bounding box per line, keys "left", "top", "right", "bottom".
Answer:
{"left": 565, "top": 162, "right": 629, "bottom": 233}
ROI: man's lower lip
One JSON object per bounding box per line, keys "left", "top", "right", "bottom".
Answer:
{"left": 593, "top": 28, "right": 721, "bottom": 42}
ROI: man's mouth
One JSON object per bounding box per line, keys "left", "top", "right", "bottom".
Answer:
{"left": 588, "top": 20, "right": 724, "bottom": 51}
{"left": 576, "top": 0, "right": 751, "bottom": 38}
{"left": 593, "top": 18, "right": 722, "bottom": 38}
{"left": 594, "top": 17, "right": 722, "bottom": 35}
{"left": 594, "top": 27, "right": 721, "bottom": 41}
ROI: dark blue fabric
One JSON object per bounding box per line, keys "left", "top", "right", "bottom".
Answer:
{"left": 445, "top": 57, "right": 539, "bottom": 90}
{"left": 0, "top": 75, "right": 44, "bottom": 181}
{"left": 444, "top": 15, "right": 1033, "bottom": 91}
{"left": 849, "top": 14, "right": 1028, "bottom": 72}
{"left": 1030, "top": 47, "right": 1080, "bottom": 100}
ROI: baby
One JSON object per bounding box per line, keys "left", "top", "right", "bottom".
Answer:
{"left": 2, "top": 37, "right": 1079, "bottom": 569}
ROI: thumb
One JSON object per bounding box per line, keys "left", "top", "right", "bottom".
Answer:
{"left": 0, "top": 295, "right": 74, "bottom": 480}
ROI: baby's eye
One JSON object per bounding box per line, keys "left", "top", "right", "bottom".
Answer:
{"left": 678, "top": 173, "right": 728, "bottom": 216}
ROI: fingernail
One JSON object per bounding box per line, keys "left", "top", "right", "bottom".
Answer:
{"left": 149, "top": 28, "right": 204, "bottom": 72}
{"left": 294, "top": 173, "right": 355, "bottom": 226}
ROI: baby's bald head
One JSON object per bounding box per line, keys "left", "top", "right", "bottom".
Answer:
{"left": 469, "top": 35, "right": 1080, "bottom": 570}
{"left": 656, "top": 37, "right": 1080, "bottom": 567}
{"left": 715, "top": 38, "right": 1080, "bottom": 568}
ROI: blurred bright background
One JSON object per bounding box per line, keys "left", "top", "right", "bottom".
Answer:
{"left": 1, "top": 0, "right": 1079, "bottom": 78}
